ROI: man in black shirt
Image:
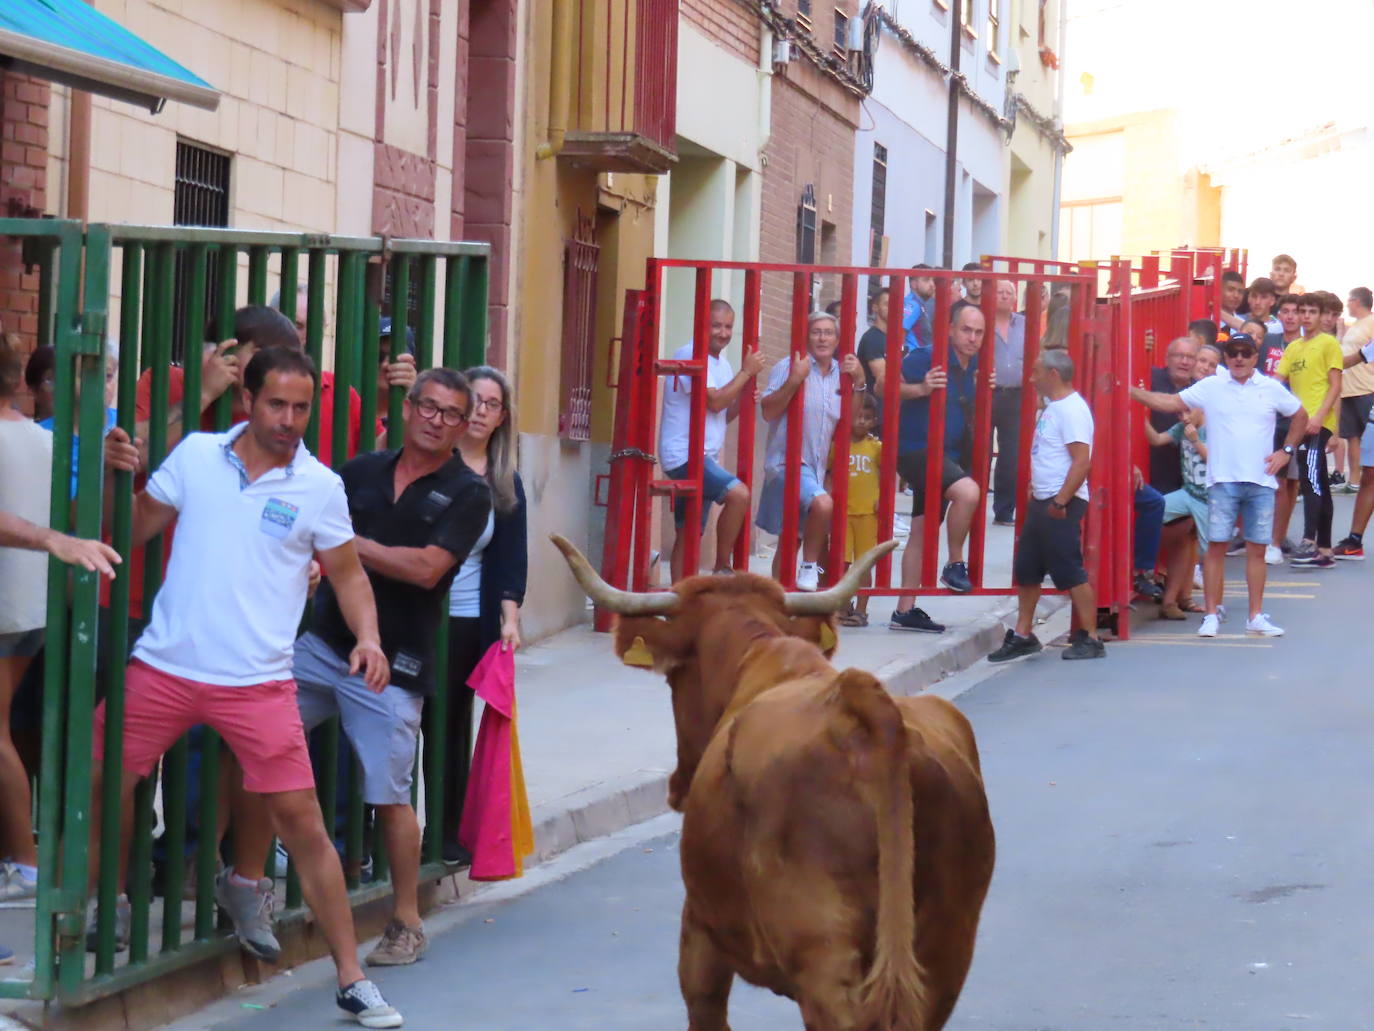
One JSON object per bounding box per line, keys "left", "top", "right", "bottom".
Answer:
{"left": 1146, "top": 335, "right": 1199, "bottom": 495}
{"left": 857, "top": 287, "right": 895, "bottom": 427}
{"left": 253, "top": 368, "right": 490, "bottom": 967}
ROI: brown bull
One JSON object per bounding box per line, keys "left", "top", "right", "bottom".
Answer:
{"left": 552, "top": 536, "right": 995, "bottom": 1031}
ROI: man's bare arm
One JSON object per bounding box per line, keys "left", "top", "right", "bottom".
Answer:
{"left": 0, "top": 512, "right": 120, "bottom": 576}
{"left": 1129, "top": 386, "right": 1190, "bottom": 415}
{"left": 353, "top": 538, "right": 456, "bottom": 590}
{"left": 316, "top": 539, "right": 388, "bottom": 691}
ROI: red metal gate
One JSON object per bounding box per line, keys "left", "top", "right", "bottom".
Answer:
{"left": 598, "top": 257, "right": 1137, "bottom": 637}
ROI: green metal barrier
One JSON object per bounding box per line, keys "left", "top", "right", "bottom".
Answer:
{"left": 0, "top": 220, "right": 489, "bottom": 1005}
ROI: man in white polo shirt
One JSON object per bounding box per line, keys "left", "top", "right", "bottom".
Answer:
{"left": 658, "top": 298, "right": 764, "bottom": 580}
{"left": 94, "top": 348, "right": 403, "bottom": 1028}
{"left": 1131, "top": 334, "right": 1307, "bottom": 640}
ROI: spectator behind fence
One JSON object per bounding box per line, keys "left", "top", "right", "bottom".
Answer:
{"left": 1145, "top": 403, "right": 1209, "bottom": 621}
{"left": 1335, "top": 330, "right": 1374, "bottom": 557}
{"left": 92, "top": 347, "right": 404, "bottom": 1027}
{"left": 857, "top": 287, "right": 891, "bottom": 411}
{"left": 443, "top": 365, "right": 527, "bottom": 864}
{"left": 960, "top": 261, "right": 985, "bottom": 304}
{"left": 1146, "top": 336, "right": 1199, "bottom": 495}
{"left": 1217, "top": 271, "right": 1246, "bottom": 339}
{"left": 991, "top": 280, "right": 1027, "bottom": 525}
{"left": 829, "top": 390, "right": 881, "bottom": 628}
{"left": 988, "top": 349, "right": 1104, "bottom": 662}
{"left": 23, "top": 345, "right": 55, "bottom": 423}
{"left": 1188, "top": 319, "right": 1218, "bottom": 352}
{"left": 756, "top": 311, "right": 864, "bottom": 591}
{"left": 888, "top": 303, "right": 987, "bottom": 634}
{"left": 658, "top": 299, "right": 762, "bottom": 581}
{"left": 1132, "top": 333, "right": 1306, "bottom": 639}
{"left": 1333, "top": 288, "right": 1374, "bottom": 527}
{"left": 1271, "top": 253, "right": 1302, "bottom": 296}
{"left": 1279, "top": 294, "right": 1342, "bottom": 568}
{"left": 1244, "top": 277, "right": 1282, "bottom": 336}
{"left": 235, "top": 368, "right": 491, "bottom": 969}
{"left": 39, "top": 343, "right": 118, "bottom": 498}
{"left": 1265, "top": 294, "right": 1305, "bottom": 563}
{"left": 904, "top": 265, "right": 936, "bottom": 351}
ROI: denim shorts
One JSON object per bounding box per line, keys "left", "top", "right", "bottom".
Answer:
{"left": 755, "top": 465, "right": 827, "bottom": 536}
{"left": 0, "top": 628, "right": 43, "bottom": 659}
{"left": 292, "top": 631, "right": 423, "bottom": 806}
{"left": 665, "top": 457, "right": 741, "bottom": 529}
{"left": 1206, "top": 481, "right": 1275, "bottom": 545}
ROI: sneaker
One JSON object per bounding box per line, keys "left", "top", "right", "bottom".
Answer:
{"left": 214, "top": 867, "right": 281, "bottom": 963}
{"left": 1216, "top": 603, "right": 1227, "bottom": 623}
{"left": 940, "top": 561, "right": 973, "bottom": 593}
{"left": 1245, "top": 613, "right": 1284, "bottom": 637}
{"left": 84, "top": 893, "right": 131, "bottom": 952}
{"left": 1193, "top": 564, "right": 1205, "bottom": 588}
{"left": 1333, "top": 537, "right": 1365, "bottom": 560}
{"left": 1264, "top": 545, "right": 1283, "bottom": 566}
{"left": 1225, "top": 537, "right": 1247, "bottom": 557}
{"left": 1308, "top": 553, "right": 1336, "bottom": 570}
{"left": 1280, "top": 538, "right": 1298, "bottom": 555}
{"left": 441, "top": 839, "right": 473, "bottom": 868}
{"left": 988, "top": 628, "right": 1042, "bottom": 662}
{"left": 889, "top": 607, "right": 945, "bottom": 633}
{"left": 1197, "top": 613, "right": 1220, "bottom": 638}
{"left": 893, "top": 515, "right": 911, "bottom": 537}
{"left": 1132, "top": 572, "right": 1163, "bottom": 602}
{"left": 795, "top": 562, "right": 821, "bottom": 592}
{"left": 1289, "top": 540, "right": 1319, "bottom": 566}
{"left": 1332, "top": 471, "right": 1347, "bottom": 486}
{"left": 1339, "top": 481, "right": 1360, "bottom": 495}
{"left": 337, "top": 979, "right": 404, "bottom": 1028}
{"left": 365, "top": 918, "right": 428, "bottom": 967}
{"left": 1061, "top": 628, "right": 1106, "bottom": 660}
{"left": 0, "top": 863, "right": 37, "bottom": 904}
{"left": 0, "top": 944, "right": 12, "bottom": 965}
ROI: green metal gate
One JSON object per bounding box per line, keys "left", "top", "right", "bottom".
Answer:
{"left": 0, "top": 219, "right": 489, "bottom": 1005}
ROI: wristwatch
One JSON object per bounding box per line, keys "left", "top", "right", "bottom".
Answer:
{"left": 1282, "top": 444, "right": 1295, "bottom": 455}
{"left": 1049, "top": 498, "right": 1067, "bottom": 510}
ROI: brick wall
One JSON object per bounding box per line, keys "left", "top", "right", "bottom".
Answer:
{"left": 681, "top": 0, "right": 758, "bottom": 66}
{"left": 758, "top": 69, "right": 858, "bottom": 364}
{"left": 0, "top": 71, "right": 50, "bottom": 401}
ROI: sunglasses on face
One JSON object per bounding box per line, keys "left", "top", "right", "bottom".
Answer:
{"left": 1225, "top": 346, "right": 1257, "bottom": 359}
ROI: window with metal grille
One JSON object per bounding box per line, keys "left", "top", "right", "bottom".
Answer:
{"left": 558, "top": 213, "right": 600, "bottom": 441}
{"left": 796, "top": 184, "right": 817, "bottom": 265}
{"left": 172, "top": 140, "right": 230, "bottom": 362}
{"left": 797, "top": 0, "right": 813, "bottom": 33}
{"left": 986, "top": 0, "right": 1001, "bottom": 60}
{"left": 869, "top": 143, "right": 887, "bottom": 268}
{"left": 832, "top": 8, "right": 848, "bottom": 58}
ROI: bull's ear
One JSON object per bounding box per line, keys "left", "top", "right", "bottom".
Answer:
{"left": 613, "top": 616, "right": 684, "bottom": 672}
{"left": 785, "top": 615, "right": 839, "bottom": 659}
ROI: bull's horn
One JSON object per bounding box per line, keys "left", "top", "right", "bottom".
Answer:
{"left": 549, "top": 534, "right": 679, "bottom": 616}
{"left": 782, "top": 539, "right": 901, "bottom": 615}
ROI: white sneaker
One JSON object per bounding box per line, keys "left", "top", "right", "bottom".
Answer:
{"left": 893, "top": 516, "right": 911, "bottom": 537}
{"left": 1264, "top": 545, "right": 1282, "bottom": 566}
{"left": 1216, "top": 603, "right": 1227, "bottom": 623}
{"left": 1245, "top": 613, "right": 1284, "bottom": 637}
{"left": 1197, "top": 613, "right": 1219, "bottom": 638}
{"left": 795, "top": 562, "right": 821, "bottom": 591}
{"left": 1193, "top": 565, "right": 1204, "bottom": 589}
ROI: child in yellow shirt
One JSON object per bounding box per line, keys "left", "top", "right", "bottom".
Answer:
{"left": 831, "top": 392, "right": 882, "bottom": 626}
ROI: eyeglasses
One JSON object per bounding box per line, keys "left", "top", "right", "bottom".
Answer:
{"left": 411, "top": 397, "right": 468, "bottom": 426}
{"left": 471, "top": 397, "right": 505, "bottom": 413}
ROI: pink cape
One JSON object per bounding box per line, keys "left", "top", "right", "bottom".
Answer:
{"left": 457, "top": 643, "right": 534, "bottom": 880}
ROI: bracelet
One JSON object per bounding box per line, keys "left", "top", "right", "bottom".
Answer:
{"left": 852, "top": 382, "right": 866, "bottom": 392}
{"left": 1049, "top": 498, "right": 1067, "bottom": 510}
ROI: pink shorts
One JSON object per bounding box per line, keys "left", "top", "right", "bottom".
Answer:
{"left": 93, "top": 660, "right": 315, "bottom": 794}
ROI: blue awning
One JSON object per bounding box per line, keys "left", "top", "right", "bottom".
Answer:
{"left": 0, "top": 0, "right": 219, "bottom": 114}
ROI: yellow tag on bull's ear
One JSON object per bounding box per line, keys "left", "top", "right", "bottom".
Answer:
{"left": 819, "top": 623, "right": 837, "bottom": 652}
{"left": 622, "top": 635, "right": 655, "bottom": 667}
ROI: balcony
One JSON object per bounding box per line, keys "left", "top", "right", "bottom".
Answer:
{"left": 556, "top": 0, "right": 679, "bottom": 174}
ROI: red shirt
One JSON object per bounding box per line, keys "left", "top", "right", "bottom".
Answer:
{"left": 106, "top": 368, "right": 378, "bottom": 618}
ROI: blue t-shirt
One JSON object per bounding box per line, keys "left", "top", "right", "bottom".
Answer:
{"left": 903, "top": 293, "right": 932, "bottom": 352}
{"left": 898, "top": 349, "right": 978, "bottom": 456}
{"left": 39, "top": 407, "right": 117, "bottom": 497}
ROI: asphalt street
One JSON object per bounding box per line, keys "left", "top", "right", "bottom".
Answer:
{"left": 181, "top": 542, "right": 1374, "bottom": 1031}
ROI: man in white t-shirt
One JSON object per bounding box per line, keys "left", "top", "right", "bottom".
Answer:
{"left": 989, "top": 350, "right": 1105, "bottom": 662}
{"left": 94, "top": 348, "right": 403, "bottom": 1028}
{"left": 1132, "top": 334, "right": 1306, "bottom": 640}
{"left": 659, "top": 299, "right": 764, "bottom": 581}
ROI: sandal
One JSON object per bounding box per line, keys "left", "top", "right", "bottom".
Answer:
{"left": 838, "top": 611, "right": 868, "bottom": 627}
{"left": 1178, "top": 598, "right": 1205, "bottom": 613}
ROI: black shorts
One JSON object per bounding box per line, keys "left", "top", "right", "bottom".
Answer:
{"left": 897, "top": 450, "right": 970, "bottom": 518}
{"left": 1339, "top": 394, "right": 1374, "bottom": 439}
{"left": 1013, "top": 497, "right": 1089, "bottom": 590}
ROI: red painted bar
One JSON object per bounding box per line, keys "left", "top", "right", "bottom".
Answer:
{"left": 825, "top": 273, "right": 859, "bottom": 586}
{"left": 876, "top": 277, "right": 906, "bottom": 590}
{"left": 920, "top": 278, "right": 952, "bottom": 591}
{"left": 777, "top": 270, "right": 810, "bottom": 589}
{"left": 968, "top": 273, "right": 998, "bottom": 587}
{"left": 632, "top": 259, "right": 663, "bottom": 592}
{"left": 1013, "top": 279, "right": 1043, "bottom": 561}
{"left": 678, "top": 269, "right": 711, "bottom": 578}
{"left": 732, "top": 269, "right": 762, "bottom": 570}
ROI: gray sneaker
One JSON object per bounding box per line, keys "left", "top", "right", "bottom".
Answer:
{"left": 0, "top": 863, "right": 37, "bottom": 905}
{"left": 214, "top": 867, "right": 281, "bottom": 963}
{"left": 365, "top": 918, "right": 427, "bottom": 966}
{"left": 84, "top": 893, "right": 131, "bottom": 952}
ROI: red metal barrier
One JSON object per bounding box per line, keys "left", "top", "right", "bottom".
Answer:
{"left": 599, "top": 257, "right": 1138, "bottom": 636}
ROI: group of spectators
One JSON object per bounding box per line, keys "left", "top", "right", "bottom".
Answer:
{"left": 0, "top": 303, "right": 528, "bottom": 1028}
{"left": 1131, "top": 253, "right": 1374, "bottom": 638}
{"left": 658, "top": 263, "right": 1104, "bottom": 659}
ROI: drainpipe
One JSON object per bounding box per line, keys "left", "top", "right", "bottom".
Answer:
{"left": 941, "top": 0, "right": 962, "bottom": 269}
{"left": 1049, "top": 0, "right": 1067, "bottom": 259}
{"left": 66, "top": 1, "right": 93, "bottom": 220}
{"left": 535, "top": 0, "right": 573, "bottom": 160}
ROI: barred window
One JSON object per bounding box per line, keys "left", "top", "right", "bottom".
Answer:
{"left": 172, "top": 140, "right": 230, "bottom": 362}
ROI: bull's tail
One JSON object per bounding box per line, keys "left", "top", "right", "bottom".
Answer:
{"left": 833, "top": 668, "right": 925, "bottom": 1031}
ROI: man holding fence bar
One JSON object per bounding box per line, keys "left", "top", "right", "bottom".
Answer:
{"left": 756, "top": 311, "right": 864, "bottom": 591}
{"left": 93, "top": 347, "right": 404, "bottom": 1028}
{"left": 889, "top": 304, "right": 987, "bottom": 633}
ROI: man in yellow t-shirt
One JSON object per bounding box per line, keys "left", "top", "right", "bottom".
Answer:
{"left": 1276, "top": 293, "right": 1343, "bottom": 565}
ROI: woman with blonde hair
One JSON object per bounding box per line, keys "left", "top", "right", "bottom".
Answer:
{"left": 441, "top": 365, "right": 527, "bottom": 864}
